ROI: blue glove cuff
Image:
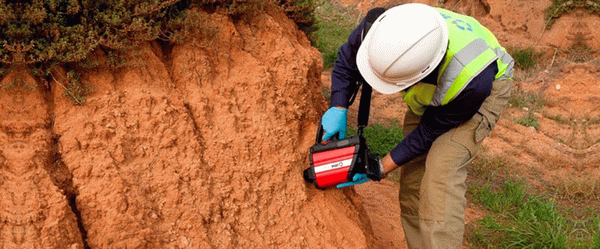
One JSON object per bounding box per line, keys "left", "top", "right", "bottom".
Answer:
{"left": 336, "top": 173, "right": 370, "bottom": 188}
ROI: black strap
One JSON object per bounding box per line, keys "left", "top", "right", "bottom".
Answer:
{"left": 355, "top": 7, "right": 384, "bottom": 135}
{"left": 356, "top": 83, "right": 372, "bottom": 136}
{"left": 361, "top": 7, "right": 386, "bottom": 40}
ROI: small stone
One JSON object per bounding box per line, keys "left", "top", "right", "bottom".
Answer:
{"left": 180, "top": 237, "right": 190, "bottom": 247}
{"left": 555, "top": 84, "right": 560, "bottom": 90}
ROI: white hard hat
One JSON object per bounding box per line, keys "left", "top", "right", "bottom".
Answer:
{"left": 357, "top": 3, "right": 449, "bottom": 94}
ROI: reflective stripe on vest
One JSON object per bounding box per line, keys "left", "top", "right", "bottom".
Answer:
{"left": 495, "top": 47, "right": 514, "bottom": 81}
{"left": 433, "top": 38, "right": 496, "bottom": 106}
{"left": 401, "top": 8, "right": 514, "bottom": 115}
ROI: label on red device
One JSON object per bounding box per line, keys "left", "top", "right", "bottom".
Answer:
{"left": 314, "top": 159, "right": 353, "bottom": 173}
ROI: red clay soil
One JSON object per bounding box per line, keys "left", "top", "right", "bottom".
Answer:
{"left": 484, "top": 63, "right": 600, "bottom": 189}
{"left": 0, "top": 73, "right": 84, "bottom": 248}
{"left": 47, "top": 5, "right": 374, "bottom": 249}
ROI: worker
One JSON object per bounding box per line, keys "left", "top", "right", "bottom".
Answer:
{"left": 321, "top": 3, "right": 514, "bottom": 248}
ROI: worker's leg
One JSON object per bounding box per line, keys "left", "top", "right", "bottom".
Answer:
{"left": 399, "top": 79, "right": 512, "bottom": 248}
{"left": 399, "top": 111, "right": 475, "bottom": 249}
{"left": 416, "top": 116, "right": 478, "bottom": 249}
{"left": 398, "top": 110, "right": 426, "bottom": 249}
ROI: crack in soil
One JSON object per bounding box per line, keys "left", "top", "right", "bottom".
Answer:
{"left": 44, "top": 81, "right": 90, "bottom": 248}
{"left": 48, "top": 139, "right": 90, "bottom": 249}
{"left": 67, "top": 190, "right": 91, "bottom": 249}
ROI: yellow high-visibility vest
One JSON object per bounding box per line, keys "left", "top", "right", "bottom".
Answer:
{"left": 402, "top": 8, "right": 514, "bottom": 115}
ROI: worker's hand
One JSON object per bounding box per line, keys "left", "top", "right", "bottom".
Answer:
{"left": 336, "top": 173, "right": 370, "bottom": 188}
{"left": 365, "top": 152, "right": 386, "bottom": 181}
{"left": 321, "top": 107, "right": 348, "bottom": 141}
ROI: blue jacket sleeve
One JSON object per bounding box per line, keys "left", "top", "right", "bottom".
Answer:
{"left": 329, "top": 18, "right": 369, "bottom": 108}
{"left": 389, "top": 61, "right": 499, "bottom": 166}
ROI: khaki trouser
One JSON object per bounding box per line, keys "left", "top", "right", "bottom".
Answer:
{"left": 399, "top": 79, "right": 512, "bottom": 249}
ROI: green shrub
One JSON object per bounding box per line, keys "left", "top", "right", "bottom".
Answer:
{"left": 61, "top": 70, "right": 93, "bottom": 105}
{"left": 279, "top": 0, "right": 317, "bottom": 37}
{"left": 545, "top": 0, "right": 600, "bottom": 27}
{"left": 0, "top": 0, "right": 318, "bottom": 103}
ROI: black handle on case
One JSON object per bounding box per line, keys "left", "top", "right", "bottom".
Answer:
{"left": 315, "top": 123, "right": 340, "bottom": 144}
{"left": 315, "top": 123, "right": 324, "bottom": 144}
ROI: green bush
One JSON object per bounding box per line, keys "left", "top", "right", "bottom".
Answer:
{"left": 279, "top": 0, "right": 317, "bottom": 37}
{"left": 1, "top": 0, "right": 316, "bottom": 66}
{"left": 546, "top": 0, "right": 600, "bottom": 27}
{"left": 0, "top": 0, "right": 317, "bottom": 103}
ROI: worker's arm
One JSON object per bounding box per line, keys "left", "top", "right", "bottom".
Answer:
{"left": 329, "top": 16, "right": 370, "bottom": 108}
{"left": 322, "top": 15, "right": 370, "bottom": 141}
{"left": 382, "top": 61, "right": 499, "bottom": 172}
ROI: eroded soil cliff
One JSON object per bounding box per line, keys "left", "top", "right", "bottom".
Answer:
{"left": 1, "top": 4, "right": 375, "bottom": 249}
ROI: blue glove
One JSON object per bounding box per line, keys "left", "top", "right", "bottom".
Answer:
{"left": 321, "top": 107, "right": 348, "bottom": 141}
{"left": 336, "top": 173, "right": 370, "bottom": 188}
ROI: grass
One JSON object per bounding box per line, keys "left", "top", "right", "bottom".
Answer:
{"left": 508, "top": 84, "right": 548, "bottom": 130}
{"left": 321, "top": 86, "right": 331, "bottom": 102}
{"left": 547, "top": 115, "right": 571, "bottom": 124}
{"left": 509, "top": 89, "right": 546, "bottom": 112}
{"left": 507, "top": 46, "right": 544, "bottom": 70}
{"left": 470, "top": 180, "right": 574, "bottom": 248}
{"left": 552, "top": 178, "right": 600, "bottom": 203}
{"left": 509, "top": 86, "right": 546, "bottom": 129}
{"left": 469, "top": 178, "right": 600, "bottom": 248}
{"left": 313, "top": 0, "right": 358, "bottom": 68}
{"left": 469, "top": 152, "right": 509, "bottom": 182}
{"left": 347, "top": 123, "right": 404, "bottom": 157}
{"left": 466, "top": 154, "right": 600, "bottom": 248}
{"left": 515, "top": 113, "right": 540, "bottom": 129}
{"left": 347, "top": 122, "right": 404, "bottom": 181}
{"left": 593, "top": 215, "right": 600, "bottom": 249}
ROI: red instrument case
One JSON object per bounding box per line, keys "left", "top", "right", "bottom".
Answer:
{"left": 305, "top": 133, "right": 365, "bottom": 189}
